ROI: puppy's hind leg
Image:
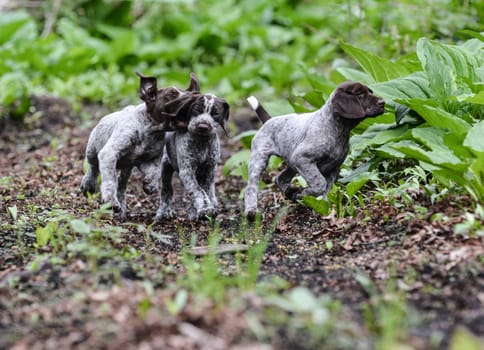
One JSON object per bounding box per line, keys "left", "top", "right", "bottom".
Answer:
{"left": 244, "top": 150, "right": 271, "bottom": 220}
{"left": 155, "top": 158, "right": 175, "bottom": 221}
{"left": 275, "top": 166, "right": 299, "bottom": 201}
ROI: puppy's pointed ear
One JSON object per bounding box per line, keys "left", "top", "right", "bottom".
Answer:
{"left": 136, "top": 71, "right": 157, "bottom": 103}
{"left": 332, "top": 84, "right": 366, "bottom": 119}
{"left": 187, "top": 72, "right": 200, "bottom": 92}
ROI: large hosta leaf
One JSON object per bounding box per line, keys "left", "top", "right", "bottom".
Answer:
{"left": 417, "top": 38, "right": 484, "bottom": 103}
{"left": 464, "top": 120, "right": 484, "bottom": 153}
{"left": 371, "top": 72, "right": 431, "bottom": 101}
{"left": 340, "top": 41, "right": 411, "bottom": 83}
{"left": 398, "top": 99, "right": 471, "bottom": 134}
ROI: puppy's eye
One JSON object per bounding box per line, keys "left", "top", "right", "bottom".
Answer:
{"left": 192, "top": 103, "right": 204, "bottom": 114}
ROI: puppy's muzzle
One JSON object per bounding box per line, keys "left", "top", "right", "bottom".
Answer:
{"left": 195, "top": 122, "right": 212, "bottom": 133}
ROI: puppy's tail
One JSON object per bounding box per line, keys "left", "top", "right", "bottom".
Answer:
{"left": 247, "top": 96, "right": 271, "bottom": 124}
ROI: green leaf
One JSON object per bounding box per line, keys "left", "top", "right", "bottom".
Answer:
{"left": 464, "top": 91, "right": 484, "bottom": 105}
{"left": 416, "top": 38, "right": 483, "bottom": 103}
{"left": 7, "top": 205, "right": 18, "bottom": 221}
{"left": 223, "top": 149, "right": 251, "bottom": 180}
{"left": 412, "top": 128, "right": 464, "bottom": 166}
{"left": 344, "top": 171, "right": 379, "bottom": 198}
{"left": 70, "top": 219, "right": 91, "bottom": 234}
{"left": 372, "top": 72, "right": 431, "bottom": 101}
{"left": 336, "top": 67, "right": 373, "bottom": 85}
{"left": 351, "top": 123, "right": 410, "bottom": 152}
{"left": 0, "top": 10, "right": 34, "bottom": 45}
{"left": 340, "top": 41, "right": 410, "bottom": 83}
{"left": 234, "top": 130, "right": 256, "bottom": 149}
{"left": 301, "top": 196, "right": 331, "bottom": 216}
{"left": 464, "top": 120, "right": 484, "bottom": 153}
{"left": 399, "top": 99, "right": 471, "bottom": 134}
{"left": 449, "top": 327, "right": 483, "bottom": 350}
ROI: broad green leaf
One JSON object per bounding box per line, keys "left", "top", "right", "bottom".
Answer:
{"left": 443, "top": 133, "right": 474, "bottom": 159}
{"left": 417, "top": 38, "right": 483, "bottom": 103}
{"left": 299, "top": 63, "right": 335, "bottom": 92}
{"left": 0, "top": 11, "right": 34, "bottom": 44}
{"left": 390, "top": 136, "right": 463, "bottom": 169}
{"left": 345, "top": 171, "right": 379, "bottom": 198}
{"left": 340, "top": 41, "right": 410, "bottom": 83}
{"left": 464, "top": 120, "right": 484, "bottom": 153}
{"left": 464, "top": 91, "right": 484, "bottom": 105}
{"left": 412, "top": 128, "right": 464, "bottom": 166}
{"left": 70, "top": 219, "right": 91, "bottom": 234}
{"left": 223, "top": 149, "right": 251, "bottom": 178}
{"left": 398, "top": 99, "right": 471, "bottom": 134}
{"left": 372, "top": 72, "right": 431, "bottom": 101}
{"left": 301, "top": 196, "right": 331, "bottom": 216}
{"left": 301, "top": 90, "right": 325, "bottom": 108}
{"left": 336, "top": 67, "right": 373, "bottom": 85}
{"left": 234, "top": 130, "right": 256, "bottom": 149}
{"left": 351, "top": 123, "right": 410, "bottom": 151}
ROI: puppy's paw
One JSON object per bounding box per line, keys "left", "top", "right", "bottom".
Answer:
{"left": 154, "top": 208, "right": 175, "bottom": 222}
{"left": 244, "top": 208, "right": 262, "bottom": 222}
{"left": 101, "top": 194, "right": 122, "bottom": 213}
{"left": 143, "top": 180, "right": 159, "bottom": 195}
{"left": 284, "top": 185, "right": 302, "bottom": 202}
{"left": 80, "top": 176, "right": 97, "bottom": 196}
{"left": 190, "top": 207, "right": 216, "bottom": 221}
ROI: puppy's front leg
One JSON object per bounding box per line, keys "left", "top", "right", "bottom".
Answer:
{"left": 198, "top": 166, "right": 218, "bottom": 217}
{"left": 155, "top": 157, "right": 175, "bottom": 221}
{"left": 116, "top": 167, "right": 133, "bottom": 217}
{"left": 179, "top": 168, "right": 211, "bottom": 221}
{"left": 98, "top": 146, "right": 122, "bottom": 212}
{"left": 138, "top": 157, "right": 162, "bottom": 195}
{"left": 293, "top": 157, "right": 328, "bottom": 199}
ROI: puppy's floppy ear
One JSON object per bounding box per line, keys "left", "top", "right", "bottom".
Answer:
{"left": 187, "top": 72, "right": 200, "bottom": 92}
{"left": 332, "top": 82, "right": 366, "bottom": 120}
{"left": 136, "top": 71, "right": 157, "bottom": 103}
{"left": 218, "top": 100, "right": 230, "bottom": 134}
{"left": 163, "top": 93, "right": 199, "bottom": 129}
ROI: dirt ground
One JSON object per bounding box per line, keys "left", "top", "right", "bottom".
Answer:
{"left": 0, "top": 97, "right": 483, "bottom": 349}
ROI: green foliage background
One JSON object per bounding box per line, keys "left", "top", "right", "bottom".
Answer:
{"left": 0, "top": 0, "right": 482, "bottom": 111}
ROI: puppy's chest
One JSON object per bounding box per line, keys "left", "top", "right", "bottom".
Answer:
{"left": 176, "top": 134, "right": 219, "bottom": 164}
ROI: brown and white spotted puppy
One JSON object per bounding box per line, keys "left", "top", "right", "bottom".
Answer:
{"left": 244, "top": 81, "right": 385, "bottom": 219}
{"left": 155, "top": 93, "right": 230, "bottom": 221}
{"left": 80, "top": 72, "right": 201, "bottom": 217}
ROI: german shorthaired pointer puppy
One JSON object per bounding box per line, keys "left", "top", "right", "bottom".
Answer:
{"left": 244, "top": 81, "right": 385, "bottom": 219}
{"left": 155, "top": 93, "right": 230, "bottom": 221}
{"left": 80, "top": 72, "right": 201, "bottom": 217}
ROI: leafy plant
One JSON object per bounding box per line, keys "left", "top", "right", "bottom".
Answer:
{"left": 334, "top": 34, "right": 484, "bottom": 203}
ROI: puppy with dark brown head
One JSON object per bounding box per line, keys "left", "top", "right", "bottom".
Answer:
{"left": 156, "top": 93, "right": 230, "bottom": 221}
{"left": 244, "top": 81, "right": 385, "bottom": 219}
{"left": 80, "top": 72, "right": 200, "bottom": 217}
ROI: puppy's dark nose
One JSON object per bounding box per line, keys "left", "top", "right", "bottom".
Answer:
{"left": 196, "top": 122, "right": 211, "bottom": 132}
{"left": 377, "top": 99, "right": 385, "bottom": 107}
